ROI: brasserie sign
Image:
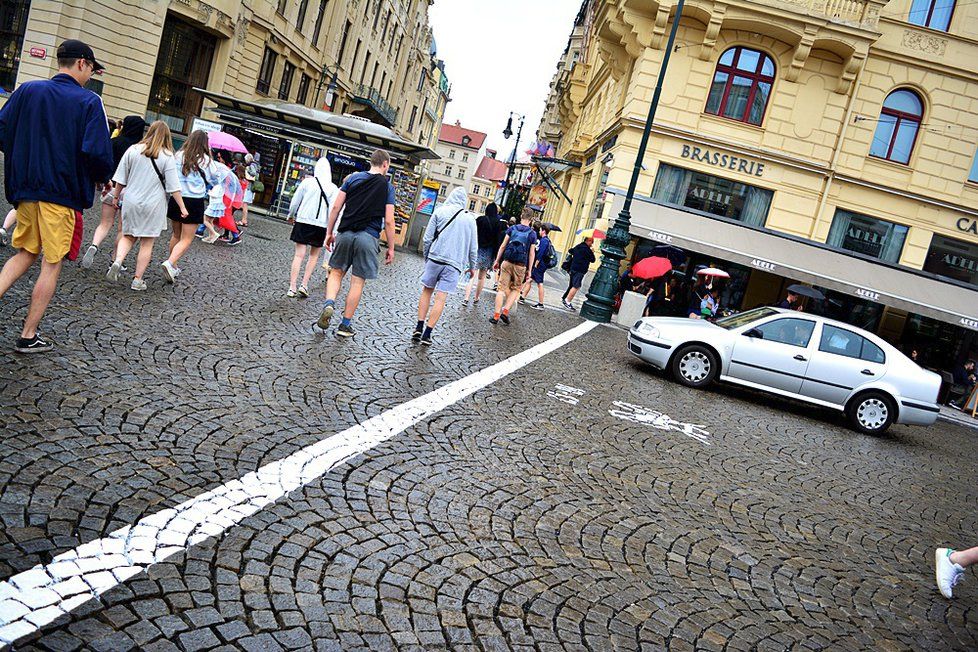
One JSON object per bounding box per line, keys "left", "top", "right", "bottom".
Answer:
{"left": 681, "top": 144, "right": 765, "bottom": 177}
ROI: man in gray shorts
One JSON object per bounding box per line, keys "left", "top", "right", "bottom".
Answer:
{"left": 318, "top": 149, "right": 396, "bottom": 338}
{"left": 412, "top": 186, "right": 477, "bottom": 345}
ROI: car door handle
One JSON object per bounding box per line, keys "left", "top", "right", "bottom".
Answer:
{"left": 793, "top": 354, "right": 807, "bottom": 361}
{"left": 861, "top": 369, "right": 875, "bottom": 376}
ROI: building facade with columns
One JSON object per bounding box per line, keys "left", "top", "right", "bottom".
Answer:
{"left": 541, "top": 0, "right": 978, "bottom": 370}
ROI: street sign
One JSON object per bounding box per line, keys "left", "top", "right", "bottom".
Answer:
{"left": 29, "top": 47, "right": 45, "bottom": 59}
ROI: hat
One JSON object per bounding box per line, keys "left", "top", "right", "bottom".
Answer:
{"left": 57, "top": 39, "right": 105, "bottom": 72}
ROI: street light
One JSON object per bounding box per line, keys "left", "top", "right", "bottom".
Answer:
{"left": 315, "top": 64, "right": 339, "bottom": 111}
{"left": 580, "top": 0, "right": 686, "bottom": 323}
{"left": 499, "top": 111, "right": 524, "bottom": 211}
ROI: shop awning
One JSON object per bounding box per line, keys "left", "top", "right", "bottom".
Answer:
{"left": 194, "top": 90, "right": 438, "bottom": 163}
{"left": 614, "top": 190, "right": 978, "bottom": 331}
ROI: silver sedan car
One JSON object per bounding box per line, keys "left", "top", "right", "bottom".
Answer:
{"left": 628, "top": 307, "right": 942, "bottom": 434}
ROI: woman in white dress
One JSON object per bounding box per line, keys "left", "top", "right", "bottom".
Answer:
{"left": 107, "top": 121, "right": 188, "bottom": 290}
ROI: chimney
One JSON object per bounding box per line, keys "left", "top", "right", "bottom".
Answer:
{"left": 455, "top": 120, "right": 461, "bottom": 127}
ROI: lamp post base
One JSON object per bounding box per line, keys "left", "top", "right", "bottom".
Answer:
{"left": 581, "top": 208, "right": 632, "bottom": 324}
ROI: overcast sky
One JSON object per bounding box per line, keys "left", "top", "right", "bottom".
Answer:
{"left": 428, "top": 0, "right": 582, "bottom": 161}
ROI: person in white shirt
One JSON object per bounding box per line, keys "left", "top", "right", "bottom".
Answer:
{"left": 286, "top": 157, "right": 338, "bottom": 298}
{"left": 107, "top": 121, "right": 187, "bottom": 291}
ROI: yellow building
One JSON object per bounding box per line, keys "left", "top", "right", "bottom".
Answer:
{"left": 542, "top": 0, "right": 978, "bottom": 369}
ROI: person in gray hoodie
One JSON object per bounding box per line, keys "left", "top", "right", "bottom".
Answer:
{"left": 413, "top": 186, "right": 477, "bottom": 345}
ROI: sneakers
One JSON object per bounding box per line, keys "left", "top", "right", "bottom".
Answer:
{"left": 518, "top": 296, "right": 526, "bottom": 304}
{"left": 533, "top": 303, "right": 545, "bottom": 311}
{"left": 195, "top": 225, "right": 206, "bottom": 238}
{"left": 14, "top": 334, "right": 53, "bottom": 354}
{"left": 412, "top": 327, "right": 423, "bottom": 341}
{"left": 500, "top": 312, "right": 510, "bottom": 325}
{"left": 461, "top": 299, "right": 469, "bottom": 306}
{"left": 202, "top": 233, "right": 219, "bottom": 244}
{"left": 297, "top": 286, "right": 309, "bottom": 298}
{"left": 0, "top": 227, "right": 9, "bottom": 247}
{"left": 489, "top": 316, "right": 499, "bottom": 325}
{"left": 316, "top": 303, "right": 335, "bottom": 330}
{"left": 337, "top": 323, "right": 355, "bottom": 338}
{"left": 936, "top": 548, "right": 965, "bottom": 598}
{"left": 227, "top": 234, "right": 242, "bottom": 246}
{"left": 130, "top": 278, "right": 147, "bottom": 291}
{"left": 80, "top": 244, "right": 98, "bottom": 269}
{"left": 106, "top": 261, "right": 122, "bottom": 283}
{"left": 420, "top": 333, "right": 433, "bottom": 346}
{"left": 562, "top": 300, "right": 577, "bottom": 311}
{"left": 161, "top": 260, "right": 177, "bottom": 284}
{"left": 287, "top": 288, "right": 297, "bottom": 298}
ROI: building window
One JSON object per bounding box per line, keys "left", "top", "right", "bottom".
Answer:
{"left": 257, "top": 46, "right": 277, "bottom": 95}
{"left": 444, "top": 164, "right": 453, "bottom": 176}
{"left": 457, "top": 169, "right": 465, "bottom": 180}
{"left": 469, "top": 199, "right": 476, "bottom": 211}
{"left": 439, "top": 186, "right": 447, "bottom": 197}
{"left": 0, "top": 0, "right": 31, "bottom": 94}
{"left": 417, "top": 68, "right": 427, "bottom": 92}
{"left": 146, "top": 14, "right": 217, "bottom": 134}
{"left": 278, "top": 61, "right": 296, "bottom": 100}
{"left": 408, "top": 105, "right": 417, "bottom": 132}
{"left": 970, "top": 150, "right": 978, "bottom": 183}
{"left": 704, "top": 46, "right": 775, "bottom": 126}
{"left": 312, "top": 0, "right": 328, "bottom": 44}
{"left": 908, "top": 0, "right": 955, "bottom": 31}
{"left": 651, "top": 163, "right": 773, "bottom": 227}
{"left": 338, "top": 21, "right": 352, "bottom": 63}
{"left": 462, "top": 152, "right": 469, "bottom": 162}
{"left": 826, "top": 209, "right": 908, "bottom": 264}
{"left": 924, "top": 234, "right": 978, "bottom": 288}
{"left": 296, "top": 73, "right": 312, "bottom": 105}
{"left": 449, "top": 149, "right": 455, "bottom": 159}
{"left": 296, "top": 0, "right": 309, "bottom": 29}
{"left": 870, "top": 89, "right": 923, "bottom": 164}
{"left": 277, "top": 0, "right": 289, "bottom": 16}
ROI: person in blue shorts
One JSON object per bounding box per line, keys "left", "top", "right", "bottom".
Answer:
{"left": 520, "top": 221, "right": 553, "bottom": 311}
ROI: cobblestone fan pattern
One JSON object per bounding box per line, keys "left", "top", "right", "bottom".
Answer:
{"left": 1, "top": 203, "right": 976, "bottom": 650}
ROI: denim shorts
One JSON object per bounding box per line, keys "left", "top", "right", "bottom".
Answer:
{"left": 420, "top": 259, "right": 462, "bottom": 293}
{"left": 329, "top": 230, "right": 380, "bottom": 280}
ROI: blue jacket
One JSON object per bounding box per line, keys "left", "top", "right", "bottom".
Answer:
{"left": 0, "top": 74, "right": 114, "bottom": 211}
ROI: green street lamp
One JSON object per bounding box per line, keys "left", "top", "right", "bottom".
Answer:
{"left": 581, "top": 0, "right": 686, "bottom": 323}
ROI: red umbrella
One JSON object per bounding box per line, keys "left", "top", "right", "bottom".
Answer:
{"left": 632, "top": 256, "right": 673, "bottom": 280}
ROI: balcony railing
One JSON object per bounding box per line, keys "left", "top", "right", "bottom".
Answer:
{"left": 766, "top": 0, "right": 878, "bottom": 27}
{"left": 352, "top": 83, "right": 398, "bottom": 127}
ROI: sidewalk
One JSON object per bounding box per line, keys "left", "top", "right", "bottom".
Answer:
{"left": 938, "top": 405, "right": 978, "bottom": 431}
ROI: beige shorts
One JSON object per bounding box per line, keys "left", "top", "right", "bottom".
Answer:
{"left": 498, "top": 261, "right": 527, "bottom": 293}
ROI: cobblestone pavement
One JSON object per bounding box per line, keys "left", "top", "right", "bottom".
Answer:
{"left": 1, "top": 205, "right": 977, "bottom": 651}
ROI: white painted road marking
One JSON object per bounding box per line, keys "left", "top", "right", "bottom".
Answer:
{"left": 547, "top": 383, "right": 586, "bottom": 405}
{"left": 0, "top": 320, "right": 600, "bottom": 645}
{"left": 608, "top": 400, "right": 712, "bottom": 445}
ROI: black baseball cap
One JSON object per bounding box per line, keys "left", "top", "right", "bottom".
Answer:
{"left": 56, "top": 39, "right": 105, "bottom": 72}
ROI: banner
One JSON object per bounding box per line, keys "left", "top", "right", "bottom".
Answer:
{"left": 417, "top": 186, "right": 438, "bottom": 215}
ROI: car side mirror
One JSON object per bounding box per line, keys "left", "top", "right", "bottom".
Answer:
{"left": 744, "top": 328, "right": 763, "bottom": 339}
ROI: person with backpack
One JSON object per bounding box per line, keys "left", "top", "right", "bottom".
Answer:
{"left": 561, "top": 236, "right": 596, "bottom": 310}
{"left": 413, "top": 187, "right": 477, "bottom": 345}
{"left": 106, "top": 121, "right": 188, "bottom": 290}
{"left": 520, "top": 221, "right": 556, "bottom": 311}
{"left": 316, "top": 149, "right": 396, "bottom": 338}
{"left": 462, "top": 202, "right": 500, "bottom": 305}
{"left": 490, "top": 207, "right": 538, "bottom": 325}
{"left": 286, "top": 157, "right": 338, "bottom": 298}
{"left": 160, "top": 129, "right": 226, "bottom": 283}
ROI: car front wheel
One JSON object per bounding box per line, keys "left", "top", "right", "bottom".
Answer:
{"left": 846, "top": 391, "right": 895, "bottom": 435}
{"left": 671, "top": 344, "right": 718, "bottom": 388}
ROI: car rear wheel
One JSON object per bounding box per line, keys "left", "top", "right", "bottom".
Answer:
{"left": 671, "top": 344, "right": 718, "bottom": 388}
{"left": 846, "top": 391, "right": 895, "bottom": 435}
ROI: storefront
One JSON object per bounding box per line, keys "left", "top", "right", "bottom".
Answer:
{"left": 616, "top": 189, "right": 978, "bottom": 371}
{"left": 195, "top": 90, "right": 437, "bottom": 246}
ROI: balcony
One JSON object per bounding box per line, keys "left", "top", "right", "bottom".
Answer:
{"left": 350, "top": 83, "right": 398, "bottom": 127}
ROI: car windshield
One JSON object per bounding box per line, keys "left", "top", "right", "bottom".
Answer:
{"left": 715, "top": 307, "right": 779, "bottom": 330}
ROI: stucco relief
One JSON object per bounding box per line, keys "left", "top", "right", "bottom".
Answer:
{"left": 902, "top": 30, "right": 947, "bottom": 56}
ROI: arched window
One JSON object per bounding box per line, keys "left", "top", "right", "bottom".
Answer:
{"left": 870, "top": 89, "right": 923, "bottom": 164}
{"left": 908, "top": 0, "right": 955, "bottom": 31}
{"left": 705, "top": 47, "right": 775, "bottom": 126}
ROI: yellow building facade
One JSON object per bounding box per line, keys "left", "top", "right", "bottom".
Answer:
{"left": 542, "top": 0, "right": 978, "bottom": 368}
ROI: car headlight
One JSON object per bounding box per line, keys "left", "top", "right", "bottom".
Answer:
{"left": 636, "top": 321, "right": 660, "bottom": 339}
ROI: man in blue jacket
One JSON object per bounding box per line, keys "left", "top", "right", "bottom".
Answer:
{"left": 0, "top": 40, "right": 113, "bottom": 353}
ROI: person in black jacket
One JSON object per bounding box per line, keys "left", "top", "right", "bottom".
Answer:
{"left": 463, "top": 202, "right": 500, "bottom": 305}
{"left": 561, "top": 237, "right": 596, "bottom": 311}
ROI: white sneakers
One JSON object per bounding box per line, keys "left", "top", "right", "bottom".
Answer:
{"left": 935, "top": 548, "right": 965, "bottom": 598}
{"left": 80, "top": 244, "right": 98, "bottom": 269}
{"left": 130, "top": 278, "right": 147, "bottom": 291}
{"left": 106, "top": 261, "right": 122, "bottom": 283}
{"left": 161, "top": 260, "right": 178, "bottom": 284}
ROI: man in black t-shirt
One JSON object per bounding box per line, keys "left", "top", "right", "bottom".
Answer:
{"left": 316, "top": 149, "right": 396, "bottom": 338}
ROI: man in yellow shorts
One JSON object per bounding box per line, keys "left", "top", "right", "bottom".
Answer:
{"left": 0, "top": 40, "right": 113, "bottom": 353}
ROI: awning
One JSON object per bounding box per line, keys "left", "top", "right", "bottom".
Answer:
{"left": 613, "top": 190, "right": 978, "bottom": 331}
{"left": 194, "top": 89, "right": 438, "bottom": 164}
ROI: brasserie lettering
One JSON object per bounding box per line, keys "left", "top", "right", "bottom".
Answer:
{"left": 956, "top": 217, "right": 978, "bottom": 235}
{"left": 681, "top": 144, "right": 765, "bottom": 177}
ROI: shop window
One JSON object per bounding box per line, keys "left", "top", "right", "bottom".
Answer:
{"left": 826, "top": 209, "right": 908, "bottom": 264}
{"left": 257, "top": 46, "right": 276, "bottom": 95}
{"left": 146, "top": 14, "right": 216, "bottom": 134}
{"left": 296, "top": 73, "right": 311, "bottom": 105}
{"left": 923, "top": 234, "right": 978, "bottom": 288}
{"left": 869, "top": 89, "right": 923, "bottom": 164}
{"left": 651, "top": 163, "right": 773, "bottom": 227}
{"left": 0, "top": 0, "right": 31, "bottom": 95}
{"left": 704, "top": 47, "right": 775, "bottom": 126}
{"left": 278, "top": 61, "right": 295, "bottom": 100}
{"left": 969, "top": 149, "right": 978, "bottom": 183}
{"left": 908, "top": 0, "right": 955, "bottom": 31}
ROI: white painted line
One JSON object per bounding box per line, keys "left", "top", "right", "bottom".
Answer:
{"left": 608, "top": 401, "right": 711, "bottom": 445}
{"left": 0, "top": 320, "right": 599, "bottom": 645}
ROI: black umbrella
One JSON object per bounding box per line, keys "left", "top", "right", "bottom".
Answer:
{"left": 787, "top": 284, "right": 825, "bottom": 301}
{"left": 544, "top": 222, "right": 562, "bottom": 232}
{"left": 650, "top": 244, "right": 687, "bottom": 266}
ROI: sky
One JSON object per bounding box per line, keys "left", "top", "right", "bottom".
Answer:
{"left": 428, "top": 0, "right": 582, "bottom": 161}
